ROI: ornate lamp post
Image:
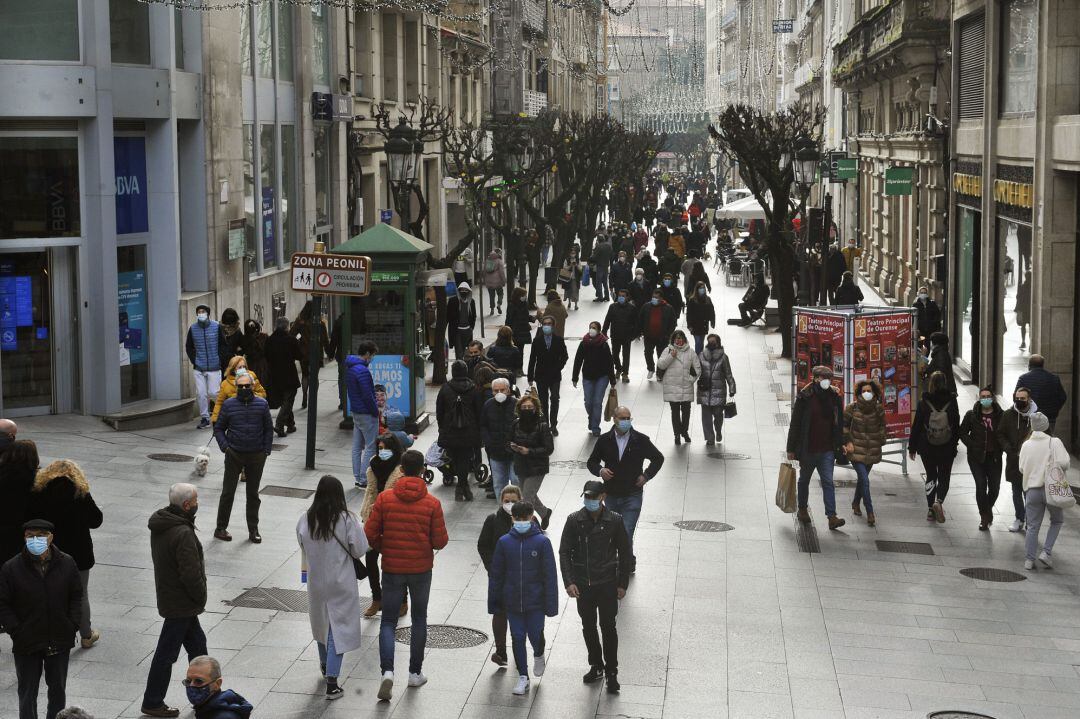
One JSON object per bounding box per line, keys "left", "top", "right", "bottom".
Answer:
{"left": 385, "top": 118, "right": 419, "bottom": 232}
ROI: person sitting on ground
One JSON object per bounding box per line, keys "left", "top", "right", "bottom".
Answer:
{"left": 184, "top": 655, "right": 252, "bottom": 719}
{"left": 728, "top": 280, "right": 770, "bottom": 326}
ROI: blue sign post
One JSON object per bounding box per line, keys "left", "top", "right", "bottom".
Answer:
{"left": 380, "top": 209, "right": 393, "bottom": 224}
{"left": 114, "top": 137, "right": 149, "bottom": 234}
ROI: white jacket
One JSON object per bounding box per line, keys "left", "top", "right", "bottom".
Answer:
{"left": 657, "top": 342, "right": 701, "bottom": 403}
{"left": 1017, "top": 431, "right": 1070, "bottom": 491}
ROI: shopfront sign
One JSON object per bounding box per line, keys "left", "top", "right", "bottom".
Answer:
{"left": 291, "top": 252, "right": 371, "bottom": 296}
{"left": 773, "top": 19, "right": 794, "bottom": 33}
{"left": 833, "top": 157, "right": 857, "bottom": 181}
{"left": 114, "top": 137, "right": 149, "bottom": 234}
{"left": 953, "top": 172, "right": 982, "bottom": 198}
{"left": 884, "top": 166, "right": 914, "bottom": 196}
{"left": 311, "top": 92, "right": 352, "bottom": 122}
{"left": 993, "top": 179, "right": 1034, "bottom": 209}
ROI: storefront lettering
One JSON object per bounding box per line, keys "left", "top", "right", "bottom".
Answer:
{"left": 992, "top": 179, "right": 1034, "bottom": 209}
{"left": 50, "top": 181, "right": 67, "bottom": 232}
{"left": 952, "top": 173, "right": 982, "bottom": 198}
{"left": 116, "top": 175, "right": 141, "bottom": 195}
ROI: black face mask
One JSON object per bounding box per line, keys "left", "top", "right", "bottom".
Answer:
{"left": 1015, "top": 400, "right": 1029, "bottom": 411}
{"left": 237, "top": 386, "right": 255, "bottom": 402}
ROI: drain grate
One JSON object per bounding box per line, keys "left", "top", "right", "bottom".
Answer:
{"left": 959, "top": 567, "right": 1027, "bottom": 583}
{"left": 774, "top": 413, "right": 790, "bottom": 426}
{"left": 271, "top": 443, "right": 289, "bottom": 451}
{"left": 674, "top": 520, "right": 733, "bottom": 532}
{"left": 794, "top": 519, "right": 820, "bottom": 553}
{"left": 148, "top": 453, "right": 194, "bottom": 463}
{"left": 927, "top": 712, "right": 999, "bottom": 719}
{"left": 394, "top": 624, "right": 488, "bottom": 648}
{"left": 705, "top": 451, "right": 751, "bottom": 460}
{"left": 876, "top": 540, "right": 935, "bottom": 556}
{"left": 226, "top": 587, "right": 370, "bottom": 614}
{"left": 259, "top": 485, "right": 315, "bottom": 499}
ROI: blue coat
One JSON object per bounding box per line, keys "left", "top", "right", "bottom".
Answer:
{"left": 213, "top": 396, "right": 274, "bottom": 454}
{"left": 185, "top": 320, "right": 226, "bottom": 372}
{"left": 488, "top": 523, "right": 559, "bottom": 617}
{"left": 344, "top": 355, "right": 378, "bottom": 417}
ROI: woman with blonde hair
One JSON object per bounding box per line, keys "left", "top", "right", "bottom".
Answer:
{"left": 210, "top": 355, "right": 266, "bottom": 423}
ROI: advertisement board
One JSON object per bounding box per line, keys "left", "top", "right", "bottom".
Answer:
{"left": 794, "top": 309, "right": 846, "bottom": 396}
{"left": 368, "top": 355, "right": 412, "bottom": 417}
{"left": 853, "top": 311, "right": 915, "bottom": 438}
{"left": 114, "top": 137, "right": 149, "bottom": 235}
{"left": 117, "top": 269, "right": 148, "bottom": 366}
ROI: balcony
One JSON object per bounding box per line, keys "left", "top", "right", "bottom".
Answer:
{"left": 831, "top": 0, "right": 948, "bottom": 88}
{"left": 794, "top": 62, "right": 818, "bottom": 91}
{"left": 523, "top": 0, "right": 546, "bottom": 37}
{"left": 524, "top": 89, "right": 548, "bottom": 116}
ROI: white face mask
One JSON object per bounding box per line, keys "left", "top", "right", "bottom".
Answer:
{"left": 588, "top": 328, "right": 599, "bottom": 337}
{"left": 861, "top": 391, "right": 874, "bottom": 402}
{"left": 819, "top": 379, "right": 831, "bottom": 390}
{"left": 196, "top": 313, "right": 209, "bottom": 322}
{"left": 502, "top": 501, "right": 515, "bottom": 514}
{"left": 918, "top": 293, "right": 928, "bottom": 301}
{"left": 494, "top": 392, "right": 508, "bottom": 404}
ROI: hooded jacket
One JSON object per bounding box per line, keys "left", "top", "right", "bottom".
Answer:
{"left": 480, "top": 395, "right": 518, "bottom": 461}
{"left": 657, "top": 342, "right": 702, "bottom": 403}
{"left": 997, "top": 403, "right": 1036, "bottom": 484}
{"left": 1018, "top": 431, "right": 1071, "bottom": 492}
{"left": 0, "top": 547, "right": 82, "bottom": 655}
{"left": 910, "top": 389, "right": 961, "bottom": 461}
{"left": 843, "top": 397, "right": 888, "bottom": 466}
{"left": 572, "top": 332, "right": 616, "bottom": 383}
{"left": 148, "top": 505, "right": 206, "bottom": 618}
{"left": 345, "top": 355, "right": 378, "bottom": 417}
{"left": 364, "top": 476, "right": 449, "bottom": 574}
{"left": 194, "top": 689, "right": 254, "bottom": 719}
{"left": 488, "top": 523, "right": 559, "bottom": 617}
{"left": 27, "top": 460, "right": 103, "bottom": 571}
{"left": 696, "top": 345, "right": 735, "bottom": 406}
{"left": 436, "top": 375, "right": 483, "bottom": 448}
{"left": 477, "top": 507, "right": 513, "bottom": 571}
{"left": 958, "top": 400, "right": 1005, "bottom": 465}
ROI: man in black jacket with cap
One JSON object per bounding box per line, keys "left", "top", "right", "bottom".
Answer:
{"left": 0, "top": 518, "right": 83, "bottom": 719}
{"left": 559, "top": 480, "right": 631, "bottom": 695}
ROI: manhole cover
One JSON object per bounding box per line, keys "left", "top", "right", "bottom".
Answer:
{"left": 549, "top": 460, "right": 589, "bottom": 470}
{"left": 959, "top": 567, "right": 1027, "bottom": 583}
{"left": 795, "top": 519, "right": 819, "bottom": 553}
{"left": 774, "top": 413, "right": 790, "bottom": 426}
{"left": 705, "top": 451, "right": 751, "bottom": 460}
{"left": 271, "top": 443, "right": 289, "bottom": 451}
{"left": 674, "top": 520, "right": 733, "bottom": 532}
{"left": 877, "top": 540, "right": 935, "bottom": 556}
{"left": 259, "top": 485, "right": 315, "bottom": 499}
{"left": 148, "top": 453, "right": 194, "bottom": 463}
{"left": 226, "top": 587, "right": 369, "bottom": 614}
{"left": 394, "top": 624, "right": 488, "bottom": 648}
{"left": 927, "top": 712, "right": 999, "bottom": 719}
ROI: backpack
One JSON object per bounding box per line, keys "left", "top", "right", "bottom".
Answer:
{"left": 449, "top": 392, "right": 469, "bottom": 430}
{"left": 925, "top": 401, "right": 952, "bottom": 446}
{"left": 485, "top": 258, "right": 497, "bottom": 273}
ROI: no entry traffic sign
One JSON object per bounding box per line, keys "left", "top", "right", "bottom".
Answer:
{"left": 291, "top": 252, "right": 372, "bottom": 296}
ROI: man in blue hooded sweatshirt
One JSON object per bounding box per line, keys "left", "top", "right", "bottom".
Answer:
{"left": 184, "top": 656, "right": 252, "bottom": 719}
{"left": 345, "top": 340, "right": 379, "bottom": 488}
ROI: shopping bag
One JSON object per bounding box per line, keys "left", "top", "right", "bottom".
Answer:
{"left": 604, "top": 386, "right": 619, "bottom": 422}
{"left": 1045, "top": 461, "right": 1075, "bottom": 509}
{"left": 775, "top": 462, "right": 797, "bottom": 513}
{"left": 582, "top": 263, "right": 591, "bottom": 287}
{"left": 723, "top": 401, "right": 737, "bottom": 419}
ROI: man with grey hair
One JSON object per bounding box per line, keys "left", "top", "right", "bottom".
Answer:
{"left": 184, "top": 656, "right": 252, "bottom": 719}
{"left": 480, "top": 376, "right": 519, "bottom": 499}
{"left": 141, "top": 484, "right": 207, "bottom": 718}
{"left": 56, "top": 708, "right": 94, "bottom": 719}
{"left": 787, "top": 365, "right": 846, "bottom": 530}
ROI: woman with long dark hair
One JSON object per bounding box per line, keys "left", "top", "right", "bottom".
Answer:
{"left": 297, "top": 476, "right": 369, "bottom": 699}
{"left": 910, "top": 371, "right": 960, "bottom": 523}
{"left": 360, "top": 433, "right": 405, "bottom": 619}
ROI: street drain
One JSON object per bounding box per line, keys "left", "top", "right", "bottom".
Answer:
{"left": 259, "top": 485, "right": 315, "bottom": 499}
{"left": 271, "top": 443, "right": 289, "bottom": 451}
{"left": 774, "top": 413, "right": 790, "bottom": 426}
{"left": 705, "top": 451, "right": 751, "bottom": 460}
{"left": 794, "top": 519, "right": 820, "bottom": 553}
{"left": 394, "top": 624, "right": 488, "bottom": 648}
{"left": 927, "top": 712, "right": 999, "bottom": 719}
{"left": 877, "top": 540, "right": 935, "bottom": 556}
{"left": 959, "top": 568, "right": 1027, "bottom": 583}
{"left": 148, "top": 453, "right": 194, "bottom": 463}
{"left": 675, "top": 520, "right": 734, "bottom": 532}
{"left": 226, "top": 587, "right": 370, "bottom": 614}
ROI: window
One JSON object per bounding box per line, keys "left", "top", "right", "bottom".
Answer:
{"left": 110, "top": 0, "right": 151, "bottom": 65}
{"left": 118, "top": 245, "right": 150, "bottom": 403}
{"left": 259, "top": 125, "right": 277, "bottom": 267}
{"left": 957, "top": 14, "right": 985, "bottom": 120}
{"left": 281, "top": 125, "right": 297, "bottom": 259}
{"left": 0, "top": 0, "right": 79, "bottom": 61}
{"left": 1000, "top": 0, "right": 1038, "bottom": 115}
{"left": 0, "top": 137, "right": 80, "bottom": 239}
{"left": 240, "top": 7, "right": 251, "bottom": 75}
{"left": 312, "top": 2, "right": 330, "bottom": 87}
{"left": 314, "top": 125, "right": 332, "bottom": 228}
{"left": 404, "top": 20, "right": 420, "bottom": 103}
{"left": 175, "top": 8, "right": 185, "bottom": 69}
{"left": 242, "top": 125, "right": 256, "bottom": 259}
{"left": 382, "top": 14, "right": 399, "bottom": 101}
{"left": 277, "top": 4, "right": 294, "bottom": 81}
{"left": 256, "top": 1, "right": 273, "bottom": 78}
{"left": 355, "top": 10, "right": 374, "bottom": 97}
{"left": 425, "top": 28, "right": 439, "bottom": 101}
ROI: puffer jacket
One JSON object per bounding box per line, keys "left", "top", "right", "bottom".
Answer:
{"left": 477, "top": 507, "right": 513, "bottom": 570}
{"left": 509, "top": 417, "right": 554, "bottom": 478}
{"left": 843, "top": 398, "right": 887, "bottom": 466}
{"left": 488, "top": 523, "right": 559, "bottom": 617}
{"left": 210, "top": 371, "right": 267, "bottom": 422}
{"left": 657, "top": 343, "right": 701, "bottom": 403}
{"left": 194, "top": 689, "right": 253, "bottom": 719}
{"left": 148, "top": 505, "right": 206, "bottom": 618}
{"left": 958, "top": 401, "right": 1005, "bottom": 465}
{"left": 361, "top": 465, "right": 404, "bottom": 522}
{"left": 26, "top": 460, "right": 103, "bottom": 571}
{"left": 345, "top": 355, "right": 378, "bottom": 417}
{"left": 436, "top": 377, "right": 483, "bottom": 449}
{"left": 364, "top": 476, "right": 449, "bottom": 574}
{"left": 213, "top": 395, "right": 274, "bottom": 455}
{"left": 685, "top": 297, "right": 715, "bottom": 336}
{"left": 486, "top": 343, "right": 522, "bottom": 373}
{"left": 996, "top": 406, "right": 1034, "bottom": 484}
{"left": 480, "top": 396, "right": 518, "bottom": 461}
{"left": 696, "top": 346, "right": 735, "bottom": 406}
{"left": 1018, "top": 431, "right": 1071, "bottom": 491}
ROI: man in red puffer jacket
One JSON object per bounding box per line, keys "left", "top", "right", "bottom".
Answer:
{"left": 365, "top": 449, "right": 449, "bottom": 701}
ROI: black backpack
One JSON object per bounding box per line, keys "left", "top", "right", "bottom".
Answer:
{"left": 449, "top": 392, "right": 469, "bottom": 430}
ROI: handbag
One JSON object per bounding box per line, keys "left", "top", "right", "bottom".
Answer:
{"left": 1045, "top": 456, "right": 1074, "bottom": 509}
{"left": 558, "top": 266, "right": 573, "bottom": 283}
{"left": 603, "top": 385, "right": 619, "bottom": 422}
{"left": 581, "top": 264, "right": 591, "bottom": 286}
{"left": 775, "top": 462, "right": 797, "bottom": 513}
{"left": 331, "top": 522, "right": 369, "bottom": 581}
{"left": 723, "top": 401, "right": 737, "bottom": 419}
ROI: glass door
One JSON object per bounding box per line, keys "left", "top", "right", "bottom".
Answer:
{"left": 0, "top": 252, "right": 52, "bottom": 412}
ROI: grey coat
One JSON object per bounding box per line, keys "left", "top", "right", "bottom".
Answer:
{"left": 297, "top": 512, "right": 369, "bottom": 654}
{"left": 657, "top": 343, "right": 702, "bottom": 403}
{"left": 696, "top": 347, "right": 736, "bottom": 406}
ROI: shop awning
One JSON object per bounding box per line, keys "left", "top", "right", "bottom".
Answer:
{"left": 715, "top": 193, "right": 771, "bottom": 220}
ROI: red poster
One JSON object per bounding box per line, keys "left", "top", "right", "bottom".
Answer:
{"left": 852, "top": 312, "right": 915, "bottom": 439}
{"left": 794, "top": 310, "right": 846, "bottom": 397}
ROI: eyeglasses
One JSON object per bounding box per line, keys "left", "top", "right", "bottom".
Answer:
{"left": 182, "top": 678, "right": 213, "bottom": 688}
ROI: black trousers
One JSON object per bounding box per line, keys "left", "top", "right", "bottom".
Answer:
{"left": 15, "top": 650, "right": 69, "bottom": 719}
{"left": 577, "top": 582, "right": 619, "bottom": 674}
{"left": 143, "top": 616, "right": 207, "bottom": 710}
{"left": 643, "top": 338, "right": 664, "bottom": 371}
{"left": 536, "top": 379, "right": 561, "bottom": 428}
{"left": 739, "top": 301, "right": 763, "bottom": 324}
{"left": 670, "top": 401, "right": 691, "bottom": 435}
{"left": 528, "top": 264, "right": 540, "bottom": 304}
{"left": 971, "top": 458, "right": 1002, "bottom": 516}
{"left": 218, "top": 449, "right": 266, "bottom": 532}
{"left": 611, "top": 335, "right": 632, "bottom": 375}
{"left": 924, "top": 458, "right": 954, "bottom": 506}
{"left": 275, "top": 388, "right": 297, "bottom": 433}
{"left": 446, "top": 446, "right": 476, "bottom": 490}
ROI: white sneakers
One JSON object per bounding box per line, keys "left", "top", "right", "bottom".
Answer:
{"left": 1038, "top": 550, "right": 1053, "bottom": 568}
{"left": 1009, "top": 519, "right": 1025, "bottom": 533}
{"left": 377, "top": 672, "right": 394, "bottom": 701}
{"left": 512, "top": 675, "right": 531, "bottom": 695}
{"left": 533, "top": 654, "right": 546, "bottom": 677}
{"left": 1024, "top": 559, "right": 1035, "bottom": 570}
{"left": 408, "top": 673, "right": 427, "bottom": 688}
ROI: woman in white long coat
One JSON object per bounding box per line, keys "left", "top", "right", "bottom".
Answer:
{"left": 657, "top": 328, "right": 701, "bottom": 446}
{"left": 297, "top": 475, "right": 369, "bottom": 699}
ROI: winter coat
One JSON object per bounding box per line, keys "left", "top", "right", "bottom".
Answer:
{"left": 26, "top": 460, "right": 102, "bottom": 571}
{"left": 345, "top": 355, "right": 378, "bottom": 417}
{"left": 210, "top": 371, "right": 267, "bottom": 423}
{"left": 482, "top": 256, "right": 506, "bottom": 289}
{"left": 527, "top": 332, "right": 568, "bottom": 384}
{"left": 538, "top": 299, "right": 568, "bottom": 337}
{"left": 265, "top": 329, "right": 303, "bottom": 408}
{"left": 586, "top": 428, "right": 665, "bottom": 498}
{"left": 148, "top": 505, "right": 206, "bottom": 618}
{"left": 826, "top": 250, "right": 847, "bottom": 286}
{"left": 297, "top": 511, "right": 369, "bottom": 654}
{"left": 786, "top": 384, "right": 844, "bottom": 461}
{"left": 364, "top": 476, "right": 449, "bottom": 574}
{"left": 436, "top": 377, "right": 484, "bottom": 449}
{"left": 657, "top": 343, "right": 701, "bottom": 403}
{"left": 661, "top": 283, "right": 684, "bottom": 317}
{"left": 0, "top": 460, "right": 36, "bottom": 564}
{"left": 572, "top": 334, "right": 617, "bottom": 383}
{"left": 241, "top": 330, "right": 271, "bottom": 392}
{"left": 185, "top": 319, "right": 227, "bottom": 373}
{"left": 696, "top": 347, "right": 735, "bottom": 406}
{"left": 0, "top": 548, "right": 82, "bottom": 655}
{"left": 914, "top": 298, "right": 942, "bottom": 339}
{"left": 659, "top": 252, "right": 682, "bottom": 281}
{"left": 668, "top": 233, "right": 686, "bottom": 258}
{"left": 910, "top": 390, "right": 961, "bottom": 461}
{"left": 213, "top": 395, "right": 274, "bottom": 455}
{"left": 505, "top": 300, "right": 535, "bottom": 346}
{"left": 1018, "top": 431, "right": 1071, "bottom": 492}
{"left": 293, "top": 319, "right": 331, "bottom": 374}
{"left": 958, "top": 402, "right": 1005, "bottom": 465}
{"left": 361, "top": 465, "right": 404, "bottom": 522}
{"left": 477, "top": 508, "right": 512, "bottom": 571}
{"left": 486, "top": 344, "right": 522, "bottom": 373}
{"left": 629, "top": 279, "right": 653, "bottom": 308}
{"left": 685, "top": 297, "right": 715, "bottom": 336}
{"left": 833, "top": 282, "right": 864, "bottom": 305}
{"left": 637, "top": 255, "right": 660, "bottom": 287}
{"left": 609, "top": 262, "right": 633, "bottom": 293}
{"left": 842, "top": 398, "right": 887, "bottom": 466}
{"left": 997, "top": 406, "right": 1034, "bottom": 484}
{"left": 447, "top": 296, "right": 477, "bottom": 347}
{"left": 488, "top": 523, "right": 559, "bottom": 617}
{"left": 603, "top": 300, "right": 639, "bottom": 340}
{"left": 509, "top": 417, "right": 554, "bottom": 478}
{"left": 926, "top": 345, "right": 958, "bottom": 396}
{"left": 481, "top": 396, "right": 518, "bottom": 461}
{"left": 559, "top": 507, "right": 632, "bottom": 589}
{"left": 220, "top": 323, "right": 243, "bottom": 365}
{"left": 1015, "top": 367, "right": 1067, "bottom": 422}
{"left": 638, "top": 300, "right": 677, "bottom": 342}
{"left": 592, "top": 241, "right": 614, "bottom": 269}
{"left": 194, "top": 689, "right": 253, "bottom": 719}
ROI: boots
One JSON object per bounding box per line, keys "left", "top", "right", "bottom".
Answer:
{"left": 364, "top": 600, "right": 382, "bottom": 618}
{"left": 866, "top": 512, "right": 876, "bottom": 527}
{"left": 828, "top": 515, "right": 846, "bottom": 530}
{"left": 851, "top": 500, "right": 862, "bottom": 517}
{"left": 797, "top": 508, "right": 811, "bottom": 524}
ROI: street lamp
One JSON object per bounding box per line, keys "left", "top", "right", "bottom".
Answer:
{"left": 385, "top": 118, "right": 418, "bottom": 231}
{"left": 793, "top": 137, "right": 820, "bottom": 188}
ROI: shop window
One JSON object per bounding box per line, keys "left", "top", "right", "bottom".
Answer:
{"left": 314, "top": 125, "right": 332, "bottom": 229}
{"left": 0, "top": 137, "right": 80, "bottom": 240}
{"left": 312, "top": 2, "right": 330, "bottom": 87}
{"left": 118, "top": 245, "right": 150, "bottom": 403}
{"left": 998, "top": 218, "right": 1032, "bottom": 392}
{"left": 999, "top": 0, "right": 1038, "bottom": 116}
{"left": 957, "top": 207, "right": 980, "bottom": 371}
{"left": 259, "top": 125, "right": 278, "bottom": 267}
{"left": 278, "top": 3, "right": 294, "bottom": 81}
{"left": 0, "top": 252, "right": 52, "bottom": 409}
{"left": 110, "top": 0, "right": 151, "bottom": 65}
{"left": 0, "top": 0, "right": 79, "bottom": 61}
{"left": 281, "top": 125, "right": 297, "bottom": 261}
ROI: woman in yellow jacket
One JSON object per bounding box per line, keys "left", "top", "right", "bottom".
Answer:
{"left": 210, "top": 355, "right": 267, "bottom": 422}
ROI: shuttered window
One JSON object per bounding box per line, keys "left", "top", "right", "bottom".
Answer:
{"left": 958, "top": 15, "right": 985, "bottom": 120}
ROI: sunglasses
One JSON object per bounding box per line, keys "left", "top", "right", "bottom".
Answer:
{"left": 182, "top": 678, "right": 215, "bottom": 688}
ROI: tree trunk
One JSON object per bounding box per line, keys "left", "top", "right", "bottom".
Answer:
{"left": 767, "top": 229, "right": 795, "bottom": 358}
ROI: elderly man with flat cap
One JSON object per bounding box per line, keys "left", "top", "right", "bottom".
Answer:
{"left": 0, "top": 518, "right": 83, "bottom": 719}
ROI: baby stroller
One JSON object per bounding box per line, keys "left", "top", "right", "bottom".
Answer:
{"left": 423, "top": 442, "right": 490, "bottom": 487}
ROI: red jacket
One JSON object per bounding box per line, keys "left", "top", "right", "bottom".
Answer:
{"left": 364, "top": 476, "right": 449, "bottom": 574}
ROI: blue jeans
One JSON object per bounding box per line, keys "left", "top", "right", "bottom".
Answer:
{"left": 317, "top": 625, "right": 343, "bottom": 679}
{"left": 507, "top": 609, "right": 546, "bottom": 677}
{"left": 142, "top": 616, "right": 207, "bottom": 709}
{"left": 352, "top": 412, "right": 379, "bottom": 484}
{"left": 851, "top": 462, "right": 873, "bottom": 514}
{"left": 797, "top": 451, "right": 837, "bottom": 517}
{"left": 693, "top": 334, "right": 705, "bottom": 353}
{"left": 593, "top": 268, "right": 609, "bottom": 299}
{"left": 605, "top": 493, "right": 644, "bottom": 558}
{"left": 488, "top": 457, "right": 517, "bottom": 498}
{"left": 379, "top": 571, "right": 432, "bottom": 674}
{"left": 582, "top": 376, "right": 610, "bottom": 433}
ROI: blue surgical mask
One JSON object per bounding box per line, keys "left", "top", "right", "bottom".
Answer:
{"left": 25, "top": 536, "right": 48, "bottom": 556}
{"left": 378, "top": 449, "right": 394, "bottom": 461}
{"left": 617, "top": 295, "right": 627, "bottom": 304}
{"left": 663, "top": 279, "right": 672, "bottom": 287}
{"left": 650, "top": 298, "right": 659, "bottom": 306}
{"left": 697, "top": 288, "right": 706, "bottom": 296}
{"left": 979, "top": 398, "right": 993, "bottom": 408}
{"left": 542, "top": 325, "right": 553, "bottom": 335}
{"left": 185, "top": 684, "right": 213, "bottom": 707}
{"left": 616, "top": 418, "right": 632, "bottom": 433}
{"left": 196, "top": 313, "right": 209, "bottom": 323}
{"left": 583, "top": 498, "right": 601, "bottom": 512}
{"left": 513, "top": 520, "right": 533, "bottom": 534}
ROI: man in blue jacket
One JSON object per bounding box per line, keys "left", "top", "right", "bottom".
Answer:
{"left": 185, "top": 656, "right": 253, "bottom": 719}
{"left": 185, "top": 305, "right": 228, "bottom": 429}
{"left": 212, "top": 374, "right": 273, "bottom": 543}
{"left": 488, "top": 501, "right": 558, "bottom": 697}
{"left": 345, "top": 341, "right": 379, "bottom": 488}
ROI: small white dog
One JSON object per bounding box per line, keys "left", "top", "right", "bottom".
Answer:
{"left": 194, "top": 450, "right": 210, "bottom": 477}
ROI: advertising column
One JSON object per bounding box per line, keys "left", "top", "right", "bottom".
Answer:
{"left": 793, "top": 309, "right": 847, "bottom": 395}
{"left": 852, "top": 311, "right": 916, "bottom": 440}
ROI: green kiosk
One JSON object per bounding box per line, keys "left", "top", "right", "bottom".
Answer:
{"left": 334, "top": 223, "right": 433, "bottom": 428}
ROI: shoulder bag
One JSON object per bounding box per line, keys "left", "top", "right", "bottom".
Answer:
{"left": 332, "top": 518, "right": 369, "bottom": 581}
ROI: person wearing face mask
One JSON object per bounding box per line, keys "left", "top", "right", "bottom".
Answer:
{"left": 239, "top": 319, "right": 270, "bottom": 393}
{"left": 536, "top": 290, "right": 568, "bottom": 338}
{"left": 0, "top": 518, "right": 82, "bottom": 719}
{"left": 685, "top": 281, "right": 716, "bottom": 354}
{"left": 142, "top": 484, "right": 207, "bottom": 718}
{"left": 559, "top": 480, "right": 632, "bottom": 694}
{"left": 842, "top": 381, "right": 887, "bottom": 527}
{"left": 573, "top": 322, "right": 618, "bottom": 436}
{"left": 913, "top": 287, "right": 942, "bottom": 349}
{"left": 958, "top": 387, "right": 1005, "bottom": 531}
{"left": 212, "top": 374, "right": 274, "bottom": 543}
{"left": 183, "top": 656, "right": 252, "bottom": 718}
{"left": 360, "top": 434, "right": 405, "bottom": 618}
{"left": 657, "top": 330, "right": 701, "bottom": 445}
{"left": 209, "top": 355, "right": 266, "bottom": 424}
{"left": 477, "top": 485, "right": 523, "bottom": 668}
{"left": 1018, "top": 412, "right": 1071, "bottom": 570}
{"left": 481, "top": 378, "right": 520, "bottom": 499}
{"left": 603, "top": 289, "right": 639, "bottom": 383}
{"left": 909, "top": 371, "right": 961, "bottom": 523}
{"left": 185, "top": 305, "right": 228, "bottom": 429}
{"left": 841, "top": 239, "right": 862, "bottom": 272}
{"left": 696, "top": 334, "right": 736, "bottom": 446}
{"left": 487, "top": 500, "right": 558, "bottom": 696}
{"left": 527, "top": 317, "right": 568, "bottom": 436}
{"left": 629, "top": 267, "right": 652, "bottom": 308}
{"left": 659, "top": 273, "right": 684, "bottom": 319}
{"left": 997, "top": 387, "right": 1037, "bottom": 533}
{"left": 447, "top": 282, "right": 478, "bottom": 360}
{"left": 610, "top": 251, "right": 633, "bottom": 297}
{"left": 638, "top": 289, "right": 677, "bottom": 379}
{"left": 508, "top": 396, "right": 555, "bottom": 528}
{"left": 786, "top": 366, "right": 847, "bottom": 530}
{"left": 636, "top": 249, "right": 660, "bottom": 289}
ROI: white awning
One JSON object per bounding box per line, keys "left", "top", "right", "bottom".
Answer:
{"left": 715, "top": 193, "right": 771, "bottom": 220}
